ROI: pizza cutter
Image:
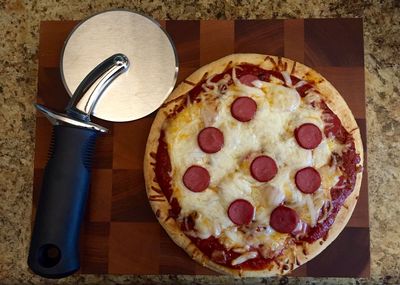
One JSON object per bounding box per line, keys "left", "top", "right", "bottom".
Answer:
{"left": 28, "top": 10, "right": 178, "bottom": 278}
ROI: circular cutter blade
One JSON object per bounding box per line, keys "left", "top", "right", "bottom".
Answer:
{"left": 61, "top": 10, "right": 178, "bottom": 122}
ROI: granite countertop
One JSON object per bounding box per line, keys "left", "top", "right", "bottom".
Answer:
{"left": 0, "top": 1, "right": 399, "bottom": 284}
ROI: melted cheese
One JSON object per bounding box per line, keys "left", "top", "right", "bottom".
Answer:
{"left": 231, "top": 251, "right": 258, "bottom": 266}
{"left": 164, "top": 69, "right": 346, "bottom": 264}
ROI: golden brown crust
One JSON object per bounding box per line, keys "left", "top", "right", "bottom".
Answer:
{"left": 144, "top": 54, "right": 364, "bottom": 277}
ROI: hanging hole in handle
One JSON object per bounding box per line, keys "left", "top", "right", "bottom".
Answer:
{"left": 38, "top": 244, "right": 61, "bottom": 268}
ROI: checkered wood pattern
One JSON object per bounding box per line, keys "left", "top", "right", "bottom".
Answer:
{"left": 33, "top": 19, "right": 369, "bottom": 277}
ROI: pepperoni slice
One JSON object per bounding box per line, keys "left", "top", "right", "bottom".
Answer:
{"left": 183, "top": 166, "right": 210, "bottom": 192}
{"left": 295, "top": 123, "right": 322, "bottom": 149}
{"left": 239, "top": 74, "right": 259, "bottom": 87}
{"left": 270, "top": 205, "right": 299, "bottom": 233}
{"left": 197, "top": 127, "right": 224, "bottom": 153}
{"left": 231, "top": 97, "right": 257, "bottom": 122}
{"left": 250, "top": 155, "right": 278, "bottom": 182}
{"left": 295, "top": 167, "right": 321, "bottom": 194}
{"left": 228, "top": 199, "right": 254, "bottom": 225}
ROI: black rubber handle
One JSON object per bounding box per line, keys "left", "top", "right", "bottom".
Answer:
{"left": 28, "top": 125, "right": 99, "bottom": 278}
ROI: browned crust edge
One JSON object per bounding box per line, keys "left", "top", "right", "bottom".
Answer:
{"left": 143, "top": 54, "right": 364, "bottom": 277}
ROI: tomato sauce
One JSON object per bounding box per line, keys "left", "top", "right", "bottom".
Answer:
{"left": 301, "top": 102, "right": 361, "bottom": 242}
{"left": 190, "top": 236, "right": 274, "bottom": 270}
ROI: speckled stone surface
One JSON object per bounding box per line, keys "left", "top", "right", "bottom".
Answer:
{"left": 0, "top": 0, "right": 399, "bottom": 284}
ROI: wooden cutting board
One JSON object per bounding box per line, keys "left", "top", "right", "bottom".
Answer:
{"left": 33, "top": 18, "right": 369, "bottom": 277}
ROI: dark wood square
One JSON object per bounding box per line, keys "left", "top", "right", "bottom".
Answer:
{"left": 304, "top": 18, "right": 364, "bottom": 67}
{"left": 166, "top": 20, "right": 200, "bottom": 68}
{"left": 34, "top": 18, "right": 368, "bottom": 277}
{"left": 200, "top": 20, "right": 234, "bottom": 65}
{"left": 167, "top": 20, "right": 200, "bottom": 83}
{"left": 111, "top": 169, "right": 155, "bottom": 222}
{"left": 37, "top": 67, "right": 70, "bottom": 112}
{"left": 38, "top": 21, "right": 77, "bottom": 68}
{"left": 80, "top": 222, "right": 110, "bottom": 274}
{"left": 306, "top": 227, "right": 370, "bottom": 277}
{"left": 112, "top": 118, "right": 154, "bottom": 170}
{"left": 315, "top": 67, "right": 365, "bottom": 117}
{"left": 283, "top": 19, "right": 305, "bottom": 63}
{"left": 235, "top": 20, "right": 284, "bottom": 56}
{"left": 86, "top": 170, "right": 112, "bottom": 222}
{"left": 108, "top": 222, "right": 160, "bottom": 274}
{"left": 159, "top": 230, "right": 197, "bottom": 274}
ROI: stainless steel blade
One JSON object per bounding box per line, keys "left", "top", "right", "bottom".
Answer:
{"left": 61, "top": 10, "right": 178, "bottom": 122}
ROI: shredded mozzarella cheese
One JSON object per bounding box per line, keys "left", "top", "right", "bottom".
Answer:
{"left": 231, "top": 251, "right": 258, "bottom": 266}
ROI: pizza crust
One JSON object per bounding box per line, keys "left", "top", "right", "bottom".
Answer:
{"left": 144, "top": 54, "right": 364, "bottom": 276}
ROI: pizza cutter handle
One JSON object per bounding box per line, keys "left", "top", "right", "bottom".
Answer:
{"left": 28, "top": 125, "right": 99, "bottom": 278}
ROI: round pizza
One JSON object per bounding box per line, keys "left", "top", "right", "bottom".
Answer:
{"left": 144, "top": 54, "right": 363, "bottom": 276}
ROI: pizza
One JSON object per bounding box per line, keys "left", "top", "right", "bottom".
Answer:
{"left": 144, "top": 54, "right": 363, "bottom": 276}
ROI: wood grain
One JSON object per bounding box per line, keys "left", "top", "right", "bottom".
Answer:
{"left": 112, "top": 118, "right": 154, "bottom": 170}
{"left": 315, "top": 67, "right": 365, "bottom": 117}
{"left": 284, "top": 19, "right": 304, "bottom": 62}
{"left": 108, "top": 222, "right": 161, "bottom": 274}
{"left": 306, "top": 228, "right": 370, "bottom": 277}
{"left": 304, "top": 18, "right": 364, "bottom": 67}
{"left": 87, "top": 170, "right": 112, "bottom": 222}
{"left": 235, "top": 20, "right": 284, "bottom": 56}
{"left": 200, "top": 20, "right": 234, "bottom": 65}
